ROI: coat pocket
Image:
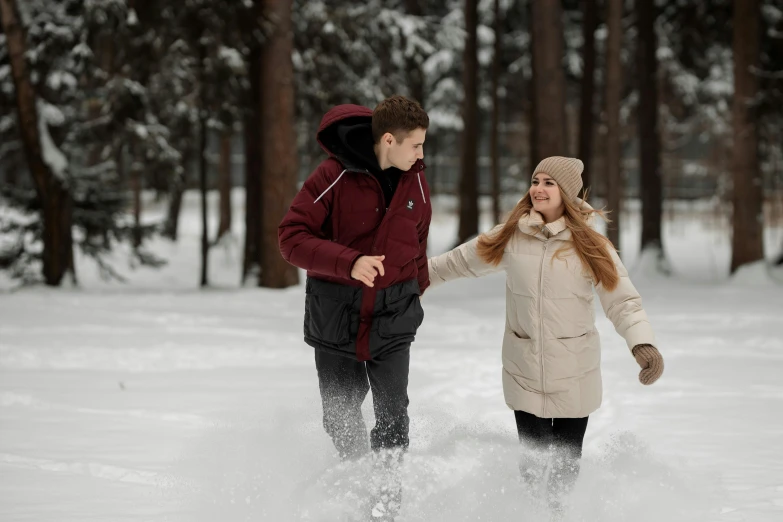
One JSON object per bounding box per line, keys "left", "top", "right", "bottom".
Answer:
{"left": 305, "top": 294, "right": 351, "bottom": 345}
{"left": 377, "top": 292, "right": 423, "bottom": 339}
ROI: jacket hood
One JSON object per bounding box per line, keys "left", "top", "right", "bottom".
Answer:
{"left": 316, "top": 104, "right": 374, "bottom": 170}
{"left": 316, "top": 104, "right": 425, "bottom": 174}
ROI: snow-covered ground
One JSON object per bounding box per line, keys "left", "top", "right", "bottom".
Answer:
{"left": 1, "top": 191, "right": 782, "bottom": 521}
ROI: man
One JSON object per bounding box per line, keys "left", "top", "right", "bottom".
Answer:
{"left": 278, "top": 95, "right": 431, "bottom": 520}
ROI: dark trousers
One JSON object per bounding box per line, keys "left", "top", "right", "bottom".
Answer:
{"left": 514, "top": 410, "right": 589, "bottom": 497}
{"left": 315, "top": 347, "right": 410, "bottom": 460}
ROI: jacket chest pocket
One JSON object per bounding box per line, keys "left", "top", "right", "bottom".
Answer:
{"left": 383, "top": 215, "right": 420, "bottom": 267}
{"left": 336, "top": 208, "right": 381, "bottom": 241}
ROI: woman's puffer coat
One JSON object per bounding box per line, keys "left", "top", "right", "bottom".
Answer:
{"left": 428, "top": 205, "right": 656, "bottom": 418}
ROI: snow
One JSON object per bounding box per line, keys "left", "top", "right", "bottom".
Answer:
{"left": 71, "top": 42, "right": 93, "bottom": 59}
{"left": 127, "top": 8, "right": 139, "bottom": 27}
{"left": 0, "top": 114, "right": 15, "bottom": 133}
{"left": 218, "top": 46, "right": 245, "bottom": 73}
{"left": 36, "top": 101, "right": 68, "bottom": 179}
{"left": 133, "top": 123, "right": 149, "bottom": 139}
{"left": 1, "top": 192, "right": 783, "bottom": 521}
{"left": 422, "top": 49, "right": 455, "bottom": 77}
{"left": 728, "top": 261, "right": 781, "bottom": 287}
{"left": 46, "top": 71, "right": 78, "bottom": 91}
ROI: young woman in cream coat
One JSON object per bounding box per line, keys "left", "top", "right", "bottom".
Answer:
{"left": 427, "top": 156, "right": 664, "bottom": 507}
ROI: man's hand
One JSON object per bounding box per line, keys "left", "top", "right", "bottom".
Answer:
{"left": 351, "top": 255, "right": 385, "bottom": 287}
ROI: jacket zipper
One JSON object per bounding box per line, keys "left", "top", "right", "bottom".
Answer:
{"left": 539, "top": 239, "right": 548, "bottom": 417}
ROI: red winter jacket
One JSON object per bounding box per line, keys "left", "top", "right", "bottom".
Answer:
{"left": 278, "top": 104, "right": 431, "bottom": 360}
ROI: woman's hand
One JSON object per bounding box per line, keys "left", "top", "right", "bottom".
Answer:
{"left": 632, "top": 344, "right": 664, "bottom": 385}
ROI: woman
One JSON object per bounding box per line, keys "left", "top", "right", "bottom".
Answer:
{"left": 427, "top": 156, "right": 664, "bottom": 509}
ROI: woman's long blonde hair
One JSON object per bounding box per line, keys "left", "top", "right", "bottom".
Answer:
{"left": 476, "top": 189, "right": 620, "bottom": 291}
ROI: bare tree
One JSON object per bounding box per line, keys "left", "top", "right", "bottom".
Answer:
{"left": 532, "top": 0, "right": 567, "bottom": 160}
{"left": 0, "top": 0, "right": 74, "bottom": 286}
{"left": 490, "top": 0, "right": 502, "bottom": 224}
{"left": 605, "top": 0, "right": 623, "bottom": 250}
{"left": 457, "top": 0, "right": 479, "bottom": 244}
{"left": 730, "top": 0, "right": 764, "bottom": 273}
{"left": 259, "top": 0, "right": 299, "bottom": 288}
{"left": 636, "top": 0, "right": 665, "bottom": 260}
{"left": 578, "top": 0, "right": 598, "bottom": 194}
{"left": 217, "top": 131, "right": 232, "bottom": 240}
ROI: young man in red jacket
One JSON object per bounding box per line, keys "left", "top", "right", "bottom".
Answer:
{"left": 278, "top": 95, "right": 430, "bottom": 518}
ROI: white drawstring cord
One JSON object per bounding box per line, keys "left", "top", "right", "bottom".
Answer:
{"left": 313, "top": 169, "right": 347, "bottom": 203}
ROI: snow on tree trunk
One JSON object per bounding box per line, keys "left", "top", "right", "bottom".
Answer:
{"left": 605, "top": 0, "right": 623, "bottom": 251}
{"left": 636, "top": 0, "right": 665, "bottom": 258}
{"left": 490, "top": 0, "right": 502, "bottom": 225}
{"left": 259, "top": 0, "right": 299, "bottom": 289}
{"left": 578, "top": 0, "right": 598, "bottom": 194}
{"left": 457, "top": 0, "right": 480, "bottom": 246}
{"left": 731, "top": 0, "right": 764, "bottom": 274}
{"left": 532, "top": 0, "right": 567, "bottom": 160}
{"left": 217, "top": 132, "right": 233, "bottom": 241}
{"left": 0, "top": 0, "right": 73, "bottom": 286}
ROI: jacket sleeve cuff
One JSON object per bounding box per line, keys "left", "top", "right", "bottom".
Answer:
{"left": 623, "top": 322, "right": 656, "bottom": 352}
{"left": 337, "top": 248, "right": 364, "bottom": 279}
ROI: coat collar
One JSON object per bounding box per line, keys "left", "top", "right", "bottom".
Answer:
{"left": 517, "top": 199, "right": 595, "bottom": 241}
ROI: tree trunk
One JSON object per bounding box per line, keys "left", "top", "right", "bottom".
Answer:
{"left": 131, "top": 148, "right": 143, "bottom": 249}
{"left": 198, "top": 43, "right": 209, "bottom": 288}
{"left": 217, "top": 131, "right": 233, "bottom": 240}
{"left": 731, "top": 0, "right": 764, "bottom": 273}
{"left": 457, "top": 0, "right": 479, "bottom": 245}
{"left": 490, "top": 0, "right": 502, "bottom": 224}
{"left": 0, "top": 0, "right": 73, "bottom": 286}
{"left": 163, "top": 154, "right": 187, "bottom": 241}
{"left": 4, "top": 165, "right": 18, "bottom": 187}
{"left": 578, "top": 0, "right": 598, "bottom": 195}
{"left": 242, "top": 22, "right": 262, "bottom": 284}
{"left": 605, "top": 0, "right": 623, "bottom": 250}
{"left": 404, "top": 0, "right": 425, "bottom": 106}
{"left": 532, "top": 0, "right": 567, "bottom": 160}
{"left": 528, "top": 0, "right": 539, "bottom": 169}
{"left": 636, "top": 0, "right": 664, "bottom": 254}
{"left": 259, "top": 0, "right": 299, "bottom": 288}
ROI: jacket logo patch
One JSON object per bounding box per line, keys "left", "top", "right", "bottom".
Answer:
{"left": 407, "top": 200, "right": 414, "bottom": 210}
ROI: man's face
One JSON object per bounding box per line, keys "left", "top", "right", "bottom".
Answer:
{"left": 387, "top": 128, "right": 426, "bottom": 170}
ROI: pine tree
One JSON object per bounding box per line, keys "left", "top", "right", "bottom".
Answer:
{"left": 0, "top": 0, "right": 73, "bottom": 286}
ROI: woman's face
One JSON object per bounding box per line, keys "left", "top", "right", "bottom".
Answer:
{"left": 530, "top": 173, "right": 564, "bottom": 219}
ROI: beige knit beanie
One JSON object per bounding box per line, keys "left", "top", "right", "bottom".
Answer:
{"left": 532, "top": 156, "right": 584, "bottom": 201}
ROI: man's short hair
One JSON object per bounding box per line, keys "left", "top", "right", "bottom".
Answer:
{"left": 372, "top": 95, "right": 429, "bottom": 143}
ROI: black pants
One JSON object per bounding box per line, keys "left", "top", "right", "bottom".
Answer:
{"left": 315, "top": 347, "right": 410, "bottom": 459}
{"left": 514, "top": 410, "right": 589, "bottom": 497}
